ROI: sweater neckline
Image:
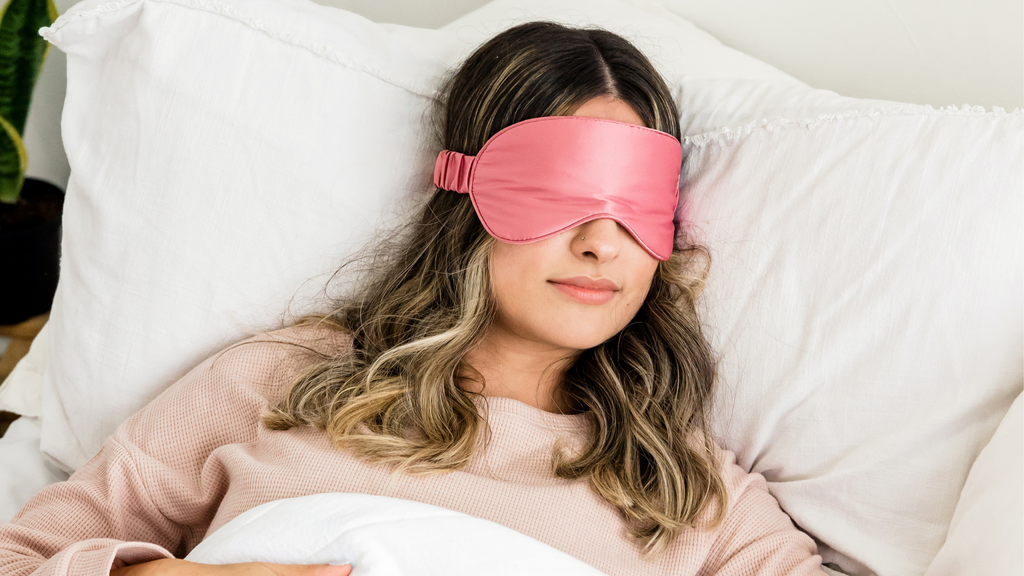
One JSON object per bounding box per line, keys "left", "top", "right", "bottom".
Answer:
{"left": 474, "top": 396, "right": 591, "bottom": 433}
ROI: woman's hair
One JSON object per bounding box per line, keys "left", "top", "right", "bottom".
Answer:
{"left": 264, "top": 21, "right": 725, "bottom": 554}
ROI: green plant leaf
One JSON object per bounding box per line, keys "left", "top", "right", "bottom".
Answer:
{"left": 0, "top": 0, "right": 57, "bottom": 203}
{"left": 0, "top": 0, "right": 58, "bottom": 136}
{"left": 0, "top": 113, "right": 25, "bottom": 203}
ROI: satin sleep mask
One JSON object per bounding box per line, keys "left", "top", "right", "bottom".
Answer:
{"left": 432, "top": 116, "right": 682, "bottom": 261}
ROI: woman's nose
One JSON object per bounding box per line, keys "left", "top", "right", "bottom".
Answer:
{"left": 573, "top": 218, "right": 625, "bottom": 262}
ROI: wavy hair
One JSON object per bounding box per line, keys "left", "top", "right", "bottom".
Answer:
{"left": 264, "top": 21, "right": 726, "bottom": 554}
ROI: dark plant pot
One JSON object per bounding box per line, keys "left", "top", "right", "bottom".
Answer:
{"left": 0, "top": 178, "right": 64, "bottom": 326}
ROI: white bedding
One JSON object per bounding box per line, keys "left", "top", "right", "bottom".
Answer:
{"left": 0, "top": 417, "right": 69, "bottom": 524}
{"left": 185, "top": 493, "right": 607, "bottom": 575}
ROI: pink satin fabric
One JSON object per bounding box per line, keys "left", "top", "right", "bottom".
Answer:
{"left": 432, "top": 116, "right": 682, "bottom": 260}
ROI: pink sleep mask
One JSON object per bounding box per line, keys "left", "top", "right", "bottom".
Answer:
{"left": 432, "top": 116, "right": 682, "bottom": 261}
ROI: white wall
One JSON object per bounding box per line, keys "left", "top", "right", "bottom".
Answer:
{"left": 20, "top": 0, "right": 1024, "bottom": 191}
{"left": 314, "top": 0, "right": 491, "bottom": 28}
{"left": 659, "top": 0, "right": 1023, "bottom": 110}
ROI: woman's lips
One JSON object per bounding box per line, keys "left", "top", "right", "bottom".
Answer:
{"left": 549, "top": 277, "right": 618, "bottom": 305}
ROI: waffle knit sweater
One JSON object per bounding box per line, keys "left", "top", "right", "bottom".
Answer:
{"left": 0, "top": 327, "right": 823, "bottom": 576}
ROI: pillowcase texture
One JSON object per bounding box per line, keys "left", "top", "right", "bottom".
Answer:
{"left": 681, "top": 107, "right": 1022, "bottom": 575}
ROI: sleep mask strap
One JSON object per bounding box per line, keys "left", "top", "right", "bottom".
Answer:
{"left": 433, "top": 150, "right": 475, "bottom": 194}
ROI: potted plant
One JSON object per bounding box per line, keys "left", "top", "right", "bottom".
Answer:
{"left": 0, "top": 0, "right": 61, "bottom": 326}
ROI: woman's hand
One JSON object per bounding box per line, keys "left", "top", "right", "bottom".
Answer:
{"left": 111, "top": 558, "right": 353, "bottom": 576}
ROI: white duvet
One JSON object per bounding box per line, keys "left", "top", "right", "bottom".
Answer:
{"left": 185, "top": 493, "right": 607, "bottom": 575}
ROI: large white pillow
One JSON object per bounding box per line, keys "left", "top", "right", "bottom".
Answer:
{"left": 39, "top": 0, "right": 462, "bottom": 470}
{"left": 681, "top": 108, "right": 1023, "bottom": 575}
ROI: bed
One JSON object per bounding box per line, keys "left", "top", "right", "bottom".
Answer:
{"left": 0, "top": 0, "right": 1020, "bottom": 574}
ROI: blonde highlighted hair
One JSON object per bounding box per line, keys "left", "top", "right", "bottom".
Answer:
{"left": 264, "top": 21, "right": 726, "bottom": 554}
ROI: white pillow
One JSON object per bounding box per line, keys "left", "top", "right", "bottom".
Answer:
{"left": 186, "top": 493, "right": 606, "bottom": 575}
{"left": 681, "top": 107, "right": 1023, "bottom": 575}
{"left": 924, "top": 392, "right": 1023, "bottom": 576}
{"left": 40, "top": 0, "right": 463, "bottom": 470}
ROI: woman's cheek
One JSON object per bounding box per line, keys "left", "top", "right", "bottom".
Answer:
{"left": 613, "top": 285, "right": 650, "bottom": 328}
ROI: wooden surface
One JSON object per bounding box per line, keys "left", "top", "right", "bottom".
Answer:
{"left": 0, "top": 411, "right": 18, "bottom": 438}
{"left": 0, "top": 312, "right": 48, "bottom": 437}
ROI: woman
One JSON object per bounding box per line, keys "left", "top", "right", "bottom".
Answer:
{"left": 0, "top": 22, "right": 823, "bottom": 576}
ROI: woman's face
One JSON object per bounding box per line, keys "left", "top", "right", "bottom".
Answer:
{"left": 487, "top": 95, "right": 662, "bottom": 352}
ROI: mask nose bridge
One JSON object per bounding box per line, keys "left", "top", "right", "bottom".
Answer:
{"left": 574, "top": 210, "right": 633, "bottom": 245}
{"left": 592, "top": 193, "right": 637, "bottom": 238}
{"left": 581, "top": 192, "right": 653, "bottom": 254}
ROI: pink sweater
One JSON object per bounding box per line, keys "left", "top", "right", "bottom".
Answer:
{"left": 0, "top": 327, "right": 823, "bottom": 576}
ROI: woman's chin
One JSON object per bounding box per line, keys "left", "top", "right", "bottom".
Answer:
{"left": 543, "top": 330, "right": 619, "bottom": 352}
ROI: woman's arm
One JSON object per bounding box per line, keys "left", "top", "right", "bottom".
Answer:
{"left": 0, "top": 328, "right": 343, "bottom": 576}
{"left": 698, "top": 449, "right": 825, "bottom": 576}
{"left": 111, "top": 558, "right": 351, "bottom": 576}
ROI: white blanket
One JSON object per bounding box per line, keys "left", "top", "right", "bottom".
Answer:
{"left": 186, "top": 493, "right": 607, "bottom": 575}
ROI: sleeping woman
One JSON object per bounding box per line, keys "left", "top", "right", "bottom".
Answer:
{"left": 0, "top": 21, "right": 824, "bottom": 576}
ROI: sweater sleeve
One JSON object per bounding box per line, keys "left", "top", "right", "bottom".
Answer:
{"left": 698, "top": 449, "right": 826, "bottom": 576}
{"left": 0, "top": 327, "right": 345, "bottom": 576}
